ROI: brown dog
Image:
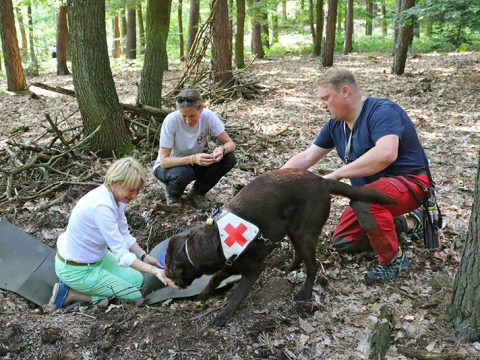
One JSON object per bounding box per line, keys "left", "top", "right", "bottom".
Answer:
{"left": 164, "top": 169, "right": 396, "bottom": 327}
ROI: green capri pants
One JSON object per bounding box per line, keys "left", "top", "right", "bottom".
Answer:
{"left": 55, "top": 251, "right": 144, "bottom": 303}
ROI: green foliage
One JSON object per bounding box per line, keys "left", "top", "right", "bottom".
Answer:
{"left": 116, "top": 140, "right": 134, "bottom": 158}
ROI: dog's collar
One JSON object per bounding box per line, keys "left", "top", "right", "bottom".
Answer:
{"left": 184, "top": 236, "right": 195, "bottom": 266}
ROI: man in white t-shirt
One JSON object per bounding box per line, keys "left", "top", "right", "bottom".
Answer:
{"left": 153, "top": 89, "right": 236, "bottom": 210}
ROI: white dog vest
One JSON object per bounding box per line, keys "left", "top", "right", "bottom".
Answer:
{"left": 213, "top": 209, "right": 260, "bottom": 263}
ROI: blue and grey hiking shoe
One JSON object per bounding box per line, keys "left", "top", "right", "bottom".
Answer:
{"left": 365, "top": 248, "right": 411, "bottom": 284}
{"left": 406, "top": 207, "right": 424, "bottom": 240}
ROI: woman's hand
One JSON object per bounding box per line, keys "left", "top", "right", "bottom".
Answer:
{"left": 195, "top": 152, "right": 215, "bottom": 166}
{"left": 152, "top": 268, "right": 181, "bottom": 290}
{"left": 211, "top": 146, "right": 225, "bottom": 162}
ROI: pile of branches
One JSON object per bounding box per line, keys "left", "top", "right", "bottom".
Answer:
{"left": 0, "top": 116, "right": 104, "bottom": 211}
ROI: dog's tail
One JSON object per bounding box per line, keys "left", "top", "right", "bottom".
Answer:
{"left": 323, "top": 179, "right": 397, "bottom": 205}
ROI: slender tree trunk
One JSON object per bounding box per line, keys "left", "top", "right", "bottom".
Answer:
{"left": 251, "top": 0, "right": 264, "bottom": 58}
{"left": 393, "top": 0, "right": 402, "bottom": 50}
{"left": 186, "top": 0, "right": 200, "bottom": 59}
{"left": 343, "top": 0, "right": 353, "bottom": 54}
{"left": 112, "top": 15, "right": 121, "bottom": 58}
{"left": 210, "top": 0, "right": 233, "bottom": 86}
{"left": 308, "top": 0, "right": 315, "bottom": 42}
{"left": 121, "top": 10, "right": 127, "bottom": 55}
{"left": 126, "top": 8, "right": 136, "bottom": 59}
{"left": 56, "top": 5, "right": 70, "bottom": 75}
{"left": 271, "top": 9, "right": 278, "bottom": 44}
{"left": 313, "top": 0, "right": 324, "bottom": 56}
{"left": 282, "top": 0, "right": 287, "bottom": 20}
{"left": 27, "top": 5, "right": 38, "bottom": 76}
{"left": 178, "top": 0, "right": 185, "bottom": 61}
{"left": 138, "top": 0, "right": 171, "bottom": 108}
{"left": 321, "top": 0, "right": 338, "bottom": 67}
{"left": 366, "top": 0, "right": 373, "bottom": 35}
{"left": 0, "top": 0, "right": 27, "bottom": 91}
{"left": 137, "top": 4, "right": 145, "bottom": 54}
{"left": 14, "top": 5, "right": 27, "bottom": 59}
{"left": 67, "top": 0, "right": 131, "bottom": 157}
{"left": 234, "top": 0, "right": 246, "bottom": 69}
{"left": 391, "top": 0, "right": 415, "bottom": 75}
{"left": 381, "top": 1, "right": 387, "bottom": 35}
{"left": 447, "top": 149, "right": 480, "bottom": 342}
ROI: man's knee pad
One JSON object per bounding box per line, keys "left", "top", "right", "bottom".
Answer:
{"left": 349, "top": 201, "right": 377, "bottom": 230}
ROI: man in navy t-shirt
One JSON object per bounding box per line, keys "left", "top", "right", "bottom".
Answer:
{"left": 282, "top": 67, "right": 430, "bottom": 283}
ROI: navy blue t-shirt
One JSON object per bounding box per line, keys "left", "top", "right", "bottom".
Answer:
{"left": 314, "top": 97, "right": 427, "bottom": 186}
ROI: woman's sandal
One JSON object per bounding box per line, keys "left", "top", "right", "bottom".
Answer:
{"left": 48, "top": 282, "right": 70, "bottom": 309}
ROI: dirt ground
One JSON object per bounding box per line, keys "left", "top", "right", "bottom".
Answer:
{"left": 0, "top": 51, "right": 480, "bottom": 359}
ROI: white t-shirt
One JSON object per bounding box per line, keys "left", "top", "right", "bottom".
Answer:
{"left": 153, "top": 108, "right": 225, "bottom": 170}
{"left": 56, "top": 185, "right": 138, "bottom": 267}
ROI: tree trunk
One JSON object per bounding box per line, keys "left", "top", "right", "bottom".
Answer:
{"left": 121, "top": 10, "right": 127, "bottom": 55}
{"left": 271, "top": 10, "right": 278, "bottom": 44}
{"left": 393, "top": 0, "right": 402, "bottom": 51}
{"left": 308, "top": 0, "right": 315, "bottom": 42}
{"left": 282, "top": 0, "right": 287, "bottom": 20}
{"left": 56, "top": 5, "right": 70, "bottom": 76}
{"left": 234, "top": 0, "right": 246, "bottom": 69}
{"left": 313, "top": 0, "right": 324, "bottom": 56}
{"left": 178, "top": 0, "right": 185, "bottom": 61}
{"left": 27, "top": 5, "right": 38, "bottom": 76}
{"left": 112, "top": 15, "right": 121, "bottom": 58}
{"left": 366, "top": 0, "right": 373, "bottom": 35}
{"left": 261, "top": 12, "right": 269, "bottom": 49}
{"left": 210, "top": 0, "right": 233, "bottom": 86}
{"left": 138, "top": 0, "right": 171, "bottom": 108}
{"left": 343, "top": 0, "right": 353, "bottom": 55}
{"left": 67, "top": 0, "right": 131, "bottom": 157}
{"left": 391, "top": 0, "right": 415, "bottom": 75}
{"left": 13, "top": 5, "right": 27, "bottom": 59}
{"left": 321, "top": 0, "right": 338, "bottom": 67}
{"left": 381, "top": 1, "right": 387, "bottom": 35}
{"left": 126, "top": 8, "right": 136, "bottom": 59}
{"left": 0, "top": 0, "right": 27, "bottom": 91}
{"left": 251, "top": 0, "right": 264, "bottom": 58}
{"left": 137, "top": 5, "right": 145, "bottom": 54}
{"left": 447, "top": 150, "right": 480, "bottom": 342}
{"left": 186, "top": 0, "right": 200, "bottom": 59}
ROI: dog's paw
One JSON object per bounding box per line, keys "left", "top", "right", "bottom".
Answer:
{"left": 210, "top": 315, "right": 228, "bottom": 327}
{"left": 197, "top": 291, "right": 212, "bottom": 302}
{"left": 294, "top": 289, "right": 311, "bottom": 301}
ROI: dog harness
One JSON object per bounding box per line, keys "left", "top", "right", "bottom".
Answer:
{"left": 212, "top": 208, "right": 260, "bottom": 265}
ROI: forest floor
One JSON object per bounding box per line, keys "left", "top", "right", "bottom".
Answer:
{"left": 0, "top": 50, "right": 479, "bottom": 359}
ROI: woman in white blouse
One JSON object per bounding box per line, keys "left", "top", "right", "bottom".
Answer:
{"left": 48, "top": 157, "right": 177, "bottom": 309}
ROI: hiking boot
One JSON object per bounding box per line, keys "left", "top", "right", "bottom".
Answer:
{"left": 365, "top": 248, "right": 411, "bottom": 284}
{"left": 189, "top": 190, "right": 210, "bottom": 210}
{"left": 165, "top": 190, "right": 182, "bottom": 207}
{"left": 406, "top": 207, "right": 423, "bottom": 240}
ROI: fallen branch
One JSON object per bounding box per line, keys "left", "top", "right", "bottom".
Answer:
{"left": 396, "top": 345, "right": 466, "bottom": 360}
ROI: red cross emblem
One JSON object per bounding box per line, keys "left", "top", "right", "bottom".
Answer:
{"left": 223, "top": 223, "right": 248, "bottom": 247}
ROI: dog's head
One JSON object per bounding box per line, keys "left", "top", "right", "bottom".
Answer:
{"left": 164, "top": 229, "right": 203, "bottom": 289}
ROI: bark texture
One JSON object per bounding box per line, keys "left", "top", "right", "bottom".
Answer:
{"left": 138, "top": 0, "right": 171, "bottom": 108}
{"left": 67, "top": 0, "right": 131, "bottom": 157}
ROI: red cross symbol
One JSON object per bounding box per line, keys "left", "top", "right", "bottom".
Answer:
{"left": 223, "top": 223, "right": 248, "bottom": 247}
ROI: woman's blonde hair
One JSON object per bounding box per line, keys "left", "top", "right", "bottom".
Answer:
{"left": 104, "top": 157, "right": 146, "bottom": 190}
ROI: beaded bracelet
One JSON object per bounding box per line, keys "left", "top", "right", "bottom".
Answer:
{"left": 148, "top": 266, "right": 154, "bottom": 275}
{"left": 190, "top": 154, "right": 196, "bottom": 166}
{"left": 140, "top": 253, "right": 147, "bottom": 261}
